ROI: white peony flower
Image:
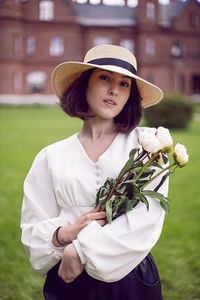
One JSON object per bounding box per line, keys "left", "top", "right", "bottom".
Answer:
{"left": 139, "top": 128, "right": 161, "bottom": 153}
{"left": 173, "top": 143, "right": 189, "bottom": 167}
{"left": 156, "top": 127, "right": 173, "bottom": 153}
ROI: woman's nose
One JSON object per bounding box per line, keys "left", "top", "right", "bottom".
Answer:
{"left": 108, "top": 83, "right": 118, "bottom": 96}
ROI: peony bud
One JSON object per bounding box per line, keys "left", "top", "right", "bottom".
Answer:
{"left": 139, "top": 128, "right": 161, "bottom": 153}
{"left": 156, "top": 127, "right": 173, "bottom": 153}
{"left": 173, "top": 143, "right": 189, "bottom": 167}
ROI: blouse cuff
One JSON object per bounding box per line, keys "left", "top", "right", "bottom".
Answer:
{"left": 73, "top": 239, "right": 86, "bottom": 265}
{"left": 22, "top": 217, "right": 68, "bottom": 275}
{"left": 73, "top": 220, "right": 100, "bottom": 265}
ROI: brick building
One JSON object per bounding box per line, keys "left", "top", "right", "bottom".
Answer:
{"left": 0, "top": 0, "right": 200, "bottom": 99}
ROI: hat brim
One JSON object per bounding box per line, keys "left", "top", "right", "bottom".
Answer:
{"left": 52, "top": 61, "right": 163, "bottom": 108}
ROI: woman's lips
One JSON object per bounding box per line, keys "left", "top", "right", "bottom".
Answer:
{"left": 103, "top": 99, "right": 117, "bottom": 106}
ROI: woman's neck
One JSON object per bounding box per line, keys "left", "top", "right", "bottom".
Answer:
{"left": 80, "top": 117, "right": 118, "bottom": 140}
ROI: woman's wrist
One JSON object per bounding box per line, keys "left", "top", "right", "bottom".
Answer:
{"left": 55, "top": 227, "right": 66, "bottom": 246}
{"left": 52, "top": 226, "right": 72, "bottom": 247}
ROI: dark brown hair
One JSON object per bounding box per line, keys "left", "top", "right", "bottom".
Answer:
{"left": 60, "top": 68, "right": 142, "bottom": 133}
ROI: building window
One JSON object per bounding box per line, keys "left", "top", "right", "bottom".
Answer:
{"left": 146, "top": 2, "right": 155, "bottom": 21}
{"left": 90, "top": 0, "right": 101, "bottom": 4}
{"left": 145, "top": 38, "right": 155, "bottom": 56}
{"left": 14, "top": 35, "right": 22, "bottom": 55}
{"left": 190, "top": 13, "right": 199, "bottom": 28}
{"left": 127, "top": 0, "right": 138, "bottom": 7}
{"left": 171, "top": 41, "right": 184, "bottom": 58}
{"left": 177, "top": 74, "right": 185, "bottom": 92}
{"left": 13, "top": 72, "right": 22, "bottom": 93}
{"left": 50, "top": 37, "right": 64, "bottom": 57}
{"left": 26, "top": 71, "right": 46, "bottom": 93}
{"left": 120, "top": 39, "right": 134, "bottom": 53}
{"left": 39, "top": 0, "right": 54, "bottom": 21}
{"left": 103, "top": 0, "right": 125, "bottom": 5}
{"left": 192, "top": 75, "right": 200, "bottom": 94}
{"left": 146, "top": 74, "right": 155, "bottom": 84}
{"left": 73, "top": 0, "right": 87, "bottom": 3}
{"left": 74, "top": 0, "right": 135, "bottom": 5}
{"left": 93, "top": 37, "right": 112, "bottom": 46}
{"left": 27, "top": 36, "right": 36, "bottom": 56}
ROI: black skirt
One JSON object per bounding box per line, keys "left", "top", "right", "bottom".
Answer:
{"left": 43, "top": 253, "right": 163, "bottom": 300}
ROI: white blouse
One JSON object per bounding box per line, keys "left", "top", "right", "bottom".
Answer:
{"left": 21, "top": 127, "right": 168, "bottom": 282}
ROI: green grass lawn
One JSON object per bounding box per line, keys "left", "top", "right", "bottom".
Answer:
{"left": 0, "top": 106, "right": 200, "bottom": 300}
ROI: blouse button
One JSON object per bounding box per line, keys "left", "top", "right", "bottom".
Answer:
{"left": 96, "top": 179, "right": 101, "bottom": 185}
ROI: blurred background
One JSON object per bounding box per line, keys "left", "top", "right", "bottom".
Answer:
{"left": 0, "top": 0, "right": 200, "bottom": 102}
{"left": 0, "top": 0, "right": 200, "bottom": 299}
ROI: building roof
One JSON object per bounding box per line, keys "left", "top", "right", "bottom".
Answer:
{"left": 159, "top": 1, "right": 188, "bottom": 28}
{"left": 73, "top": 1, "right": 190, "bottom": 28}
{"left": 73, "top": 3, "right": 136, "bottom": 27}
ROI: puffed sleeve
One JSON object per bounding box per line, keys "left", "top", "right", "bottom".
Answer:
{"left": 73, "top": 171, "right": 168, "bottom": 282}
{"left": 21, "top": 147, "right": 66, "bottom": 275}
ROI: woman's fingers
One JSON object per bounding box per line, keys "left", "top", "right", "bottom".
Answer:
{"left": 96, "top": 219, "right": 106, "bottom": 226}
{"left": 59, "top": 208, "right": 106, "bottom": 244}
{"left": 58, "top": 244, "right": 84, "bottom": 283}
{"left": 82, "top": 205, "right": 100, "bottom": 216}
{"left": 86, "top": 211, "right": 106, "bottom": 220}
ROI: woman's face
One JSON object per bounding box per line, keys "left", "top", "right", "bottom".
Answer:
{"left": 86, "top": 69, "right": 131, "bottom": 120}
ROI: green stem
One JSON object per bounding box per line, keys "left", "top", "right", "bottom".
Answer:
{"left": 134, "top": 151, "right": 160, "bottom": 183}
{"left": 117, "top": 154, "right": 148, "bottom": 191}
{"left": 140, "top": 161, "right": 176, "bottom": 191}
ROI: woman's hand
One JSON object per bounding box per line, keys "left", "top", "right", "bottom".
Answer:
{"left": 52, "top": 206, "right": 106, "bottom": 246}
{"left": 58, "top": 243, "right": 84, "bottom": 283}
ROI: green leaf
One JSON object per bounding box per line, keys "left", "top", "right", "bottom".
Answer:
{"left": 104, "top": 177, "right": 114, "bottom": 190}
{"left": 96, "top": 186, "right": 109, "bottom": 206}
{"left": 160, "top": 199, "right": 170, "bottom": 215}
{"left": 142, "top": 190, "right": 171, "bottom": 214}
{"left": 142, "top": 190, "right": 170, "bottom": 202}
{"left": 139, "top": 168, "right": 155, "bottom": 179}
{"left": 133, "top": 161, "right": 144, "bottom": 169}
{"left": 135, "top": 193, "right": 149, "bottom": 210}
{"left": 134, "top": 149, "right": 146, "bottom": 163}
{"left": 131, "top": 167, "right": 143, "bottom": 174}
{"left": 113, "top": 196, "right": 126, "bottom": 211}
{"left": 116, "top": 185, "right": 126, "bottom": 195}
{"left": 124, "top": 199, "right": 134, "bottom": 211}
{"left": 106, "top": 195, "right": 116, "bottom": 224}
{"left": 151, "top": 161, "right": 163, "bottom": 169}
{"left": 118, "top": 157, "right": 134, "bottom": 178}
{"left": 124, "top": 199, "right": 139, "bottom": 211}
{"left": 99, "top": 187, "right": 108, "bottom": 197}
{"left": 162, "top": 153, "right": 169, "bottom": 164}
{"left": 129, "top": 148, "right": 138, "bottom": 158}
{"left": 98, "top": 195, "right": 107, "bottom": 207}
{"left": 136, "top": 179, "right": 150, "bottom": 188}
{"left": 118, "top": 149, "right": 138, "bottom": 178}
{"left": 154, "top": 172, "right": 170, "bottom": 192}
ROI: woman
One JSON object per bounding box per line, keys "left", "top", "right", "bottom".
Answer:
{"left": 21, "top": 45, "right": 168, "bottom": 300}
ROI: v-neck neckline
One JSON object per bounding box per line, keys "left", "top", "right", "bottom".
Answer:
{"left": 75, "top": 132, "right": 121, "bottom": 164}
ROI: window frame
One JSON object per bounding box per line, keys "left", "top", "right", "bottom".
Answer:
{"left": 39, "top": 0, "right": 54, "bottom": 22}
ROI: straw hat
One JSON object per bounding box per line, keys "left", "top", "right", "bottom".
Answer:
{"left": 51, "top": 45, "right": 163, "bottom": 108}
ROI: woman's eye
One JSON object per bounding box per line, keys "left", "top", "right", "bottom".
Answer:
{"left": 99, "top": 75, "right": 109, "bottom": 81}
{"left": 120, "top": 81, "right": 130, "bottom": 88}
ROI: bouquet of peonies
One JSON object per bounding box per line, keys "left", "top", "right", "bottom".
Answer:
{"left": 96, "top": 127, "right": 189, "bottom": 224}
